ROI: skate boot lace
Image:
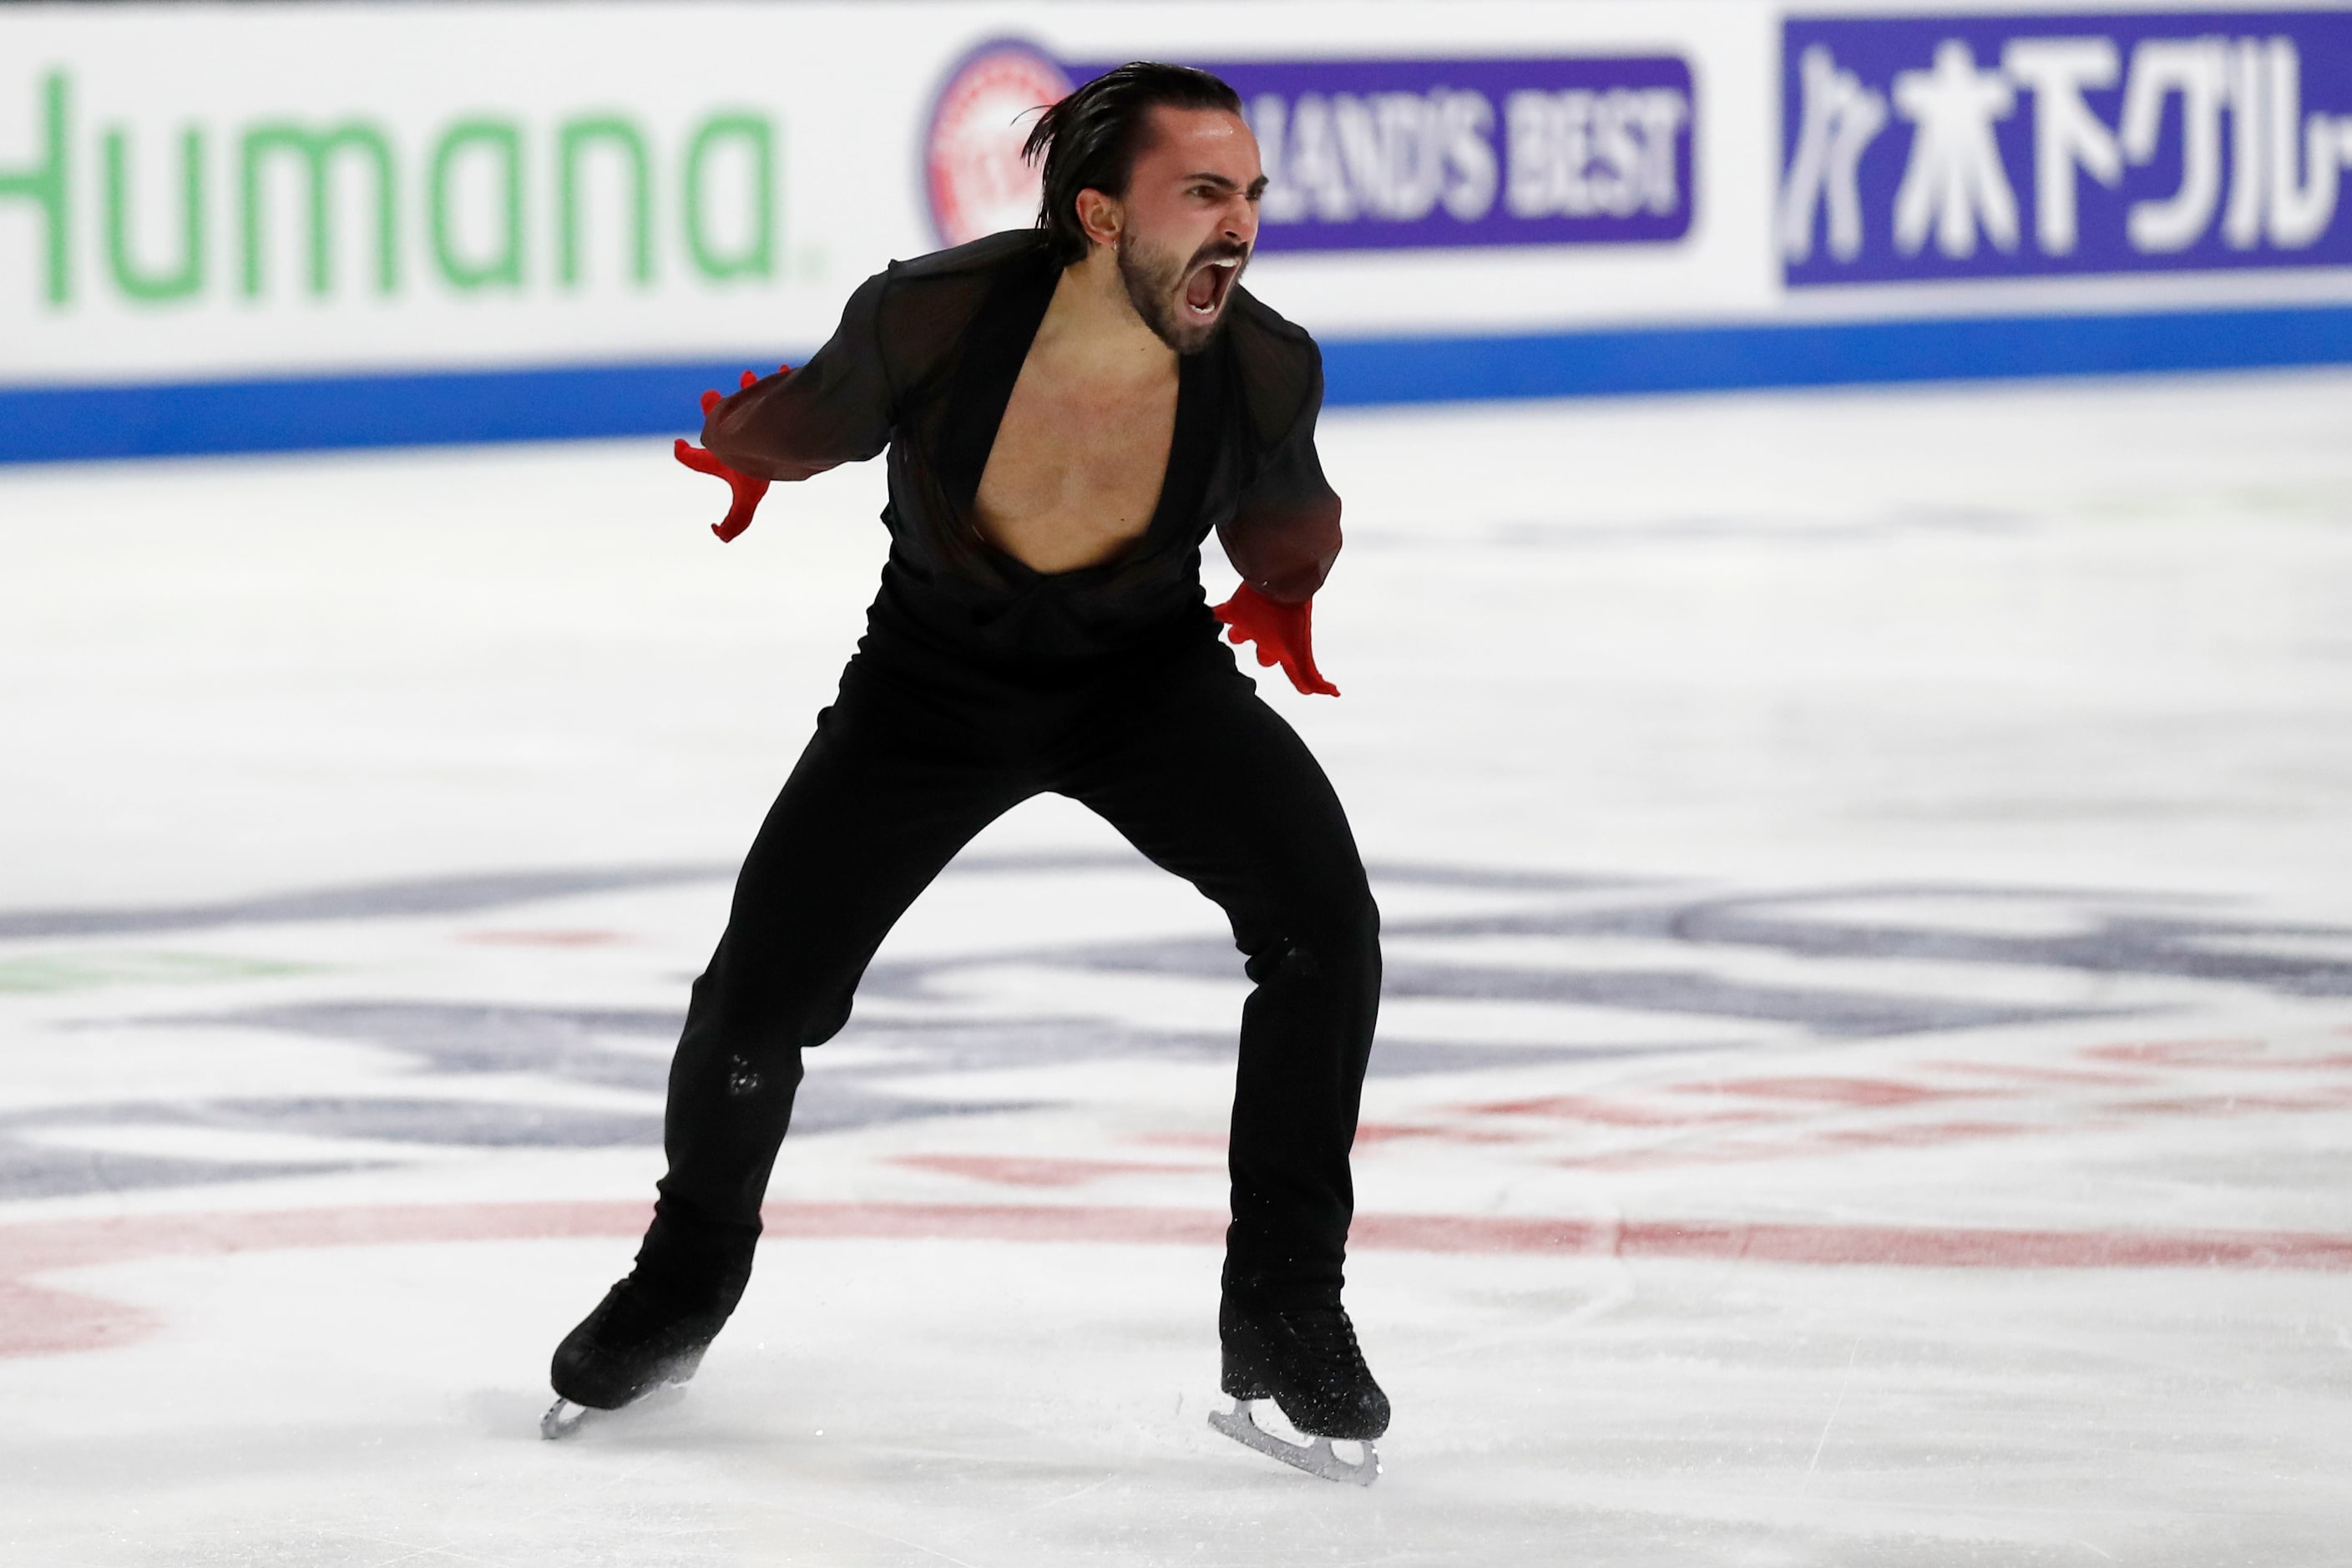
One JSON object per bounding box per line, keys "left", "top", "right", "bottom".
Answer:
{"left": 1286, "top": 1305, "right": 1369, "bottom": 1380}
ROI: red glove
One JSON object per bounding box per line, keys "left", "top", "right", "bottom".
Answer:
{"left": 674, "top": 367, "right": 789, "bottom": 543}
{"left": 1213, "top": 582, "right": 1339, "bottom": 696}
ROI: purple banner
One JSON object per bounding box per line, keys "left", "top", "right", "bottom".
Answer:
{"left": 1780, "top": 11, "right": 2352, "bottom": 286}
{"left": 1067, "top": 54, "right": 1696, "bottom": 253}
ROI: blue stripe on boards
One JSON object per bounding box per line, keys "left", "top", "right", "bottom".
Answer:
{"left": 1317, "top": 304, "right": 2352, "bottom": 405}
{"left": 0, "top": 359, "right": 765, "bottom": 464}
{"left": 4, "top": 304, "right": 2351, "bottom": 464}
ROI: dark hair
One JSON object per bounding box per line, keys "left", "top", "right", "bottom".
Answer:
{"left": 1022, "top": 62, "right": 1244, "bottom": 266}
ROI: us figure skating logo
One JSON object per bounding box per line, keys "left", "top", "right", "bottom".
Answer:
{"left": 923, "top": 40, "right": 1074, "bottom": 247}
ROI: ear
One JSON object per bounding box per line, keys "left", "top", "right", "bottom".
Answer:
{"left": 1073, "top": 187, "right": 1124, "bottom": 250}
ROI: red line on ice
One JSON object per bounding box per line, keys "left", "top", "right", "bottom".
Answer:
{"left": 1678, "top": 1075, "right": 2011, "bottom": 1107}
{"left": 3, "top": 1199, "right": 2350, "bottom": 1359}
{"left": 1460, "top": 1093, "right": 1776, "bottom": 1127}
{"left": 888, "top": 1154, "right": 1216, "bottom": 1187}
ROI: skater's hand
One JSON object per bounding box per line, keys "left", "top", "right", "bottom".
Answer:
{"left": 673, "top": 438, "right": 767, "bottom": 543}
{"left": 1213, "top": 583, "right": 1339, "bottom": 697}
{"left": 675, "top": 367, "right": 790, "bottom": 543}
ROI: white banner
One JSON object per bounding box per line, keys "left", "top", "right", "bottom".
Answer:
{"left": 0, "top": 0, "right": 2345, "bottom": 397}
{"left": 0, "top": 0, "right": 1772, "bottom": 386}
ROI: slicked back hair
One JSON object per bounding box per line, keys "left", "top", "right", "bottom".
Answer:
{"left": 1022, "top": 62, "right": 1245, "bottom": 266}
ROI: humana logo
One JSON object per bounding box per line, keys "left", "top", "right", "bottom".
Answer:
{"left": 0, "top": 72, "right": 781, "bottom": 308}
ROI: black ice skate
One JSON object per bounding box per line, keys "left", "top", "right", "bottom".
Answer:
{"left": 1209, "top": 1297, "right": 1388, "bottom": 1485}
{"left": 541, "top": 1215, "right": 753, "bottom": 1439}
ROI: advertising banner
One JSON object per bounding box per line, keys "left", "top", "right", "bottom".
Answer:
{"left": 931, "top": 43, "right": 1699, "bottom": 255}
{"left": 0, "top": 3, "right": 1753, "bottom": 395}
{"left": 1189, "top": 54, "right": 1693, "bottom": 253}
{"left": 0, "top": 0, "right": 2346, "bottom": 463}
{"left": 0, "top": 4, "right": 912, "bottom": 387}
{"left": 1780, "top": 9, "right": 2352, "bottom": 286}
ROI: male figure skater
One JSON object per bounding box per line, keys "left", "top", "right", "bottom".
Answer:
{"left": 547, "top": 63, "right": 1387, "bottom": 1480}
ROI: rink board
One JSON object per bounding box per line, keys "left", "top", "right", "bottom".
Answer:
{"left": 3, "top": 0, "right": 2352, "bottom": 459}
{"left": 6, "top": 301, "right": 2352, "bottom": 462}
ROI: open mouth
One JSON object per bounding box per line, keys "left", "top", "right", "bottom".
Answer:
{"left": 1183, "top": 260, "right": 1239, "bottom": 318}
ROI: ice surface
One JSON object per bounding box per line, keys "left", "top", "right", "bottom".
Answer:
{"left": 2, "top": 370, "right": 2350, "bottom": 1564}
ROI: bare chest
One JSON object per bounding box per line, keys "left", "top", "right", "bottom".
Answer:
{"left": 973, "top": 357, "right": 1178, "bottom": 574}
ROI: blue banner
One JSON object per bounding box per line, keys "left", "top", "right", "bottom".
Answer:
{"left": 1019, "top": 52, "right": 1697, "bottom": 254}
{"left": 1780, "top": 10, "right": 2352, "bottom": 286}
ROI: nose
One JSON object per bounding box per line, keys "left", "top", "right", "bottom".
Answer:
{"left": 1223, "top": 192, "right": 1258, "bottom": 247}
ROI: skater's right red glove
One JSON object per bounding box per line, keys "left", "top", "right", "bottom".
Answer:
{"left": 674, "top": 367, "right": 790, "bottom": 543}
{"left": 1214, "top": 583, "right": 1340, "bottom": 697}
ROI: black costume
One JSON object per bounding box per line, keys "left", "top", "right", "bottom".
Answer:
{"left": 704, "top": 227, "right": 1347, "bottom": 650}
{"left": 555, "top": 230, "right": 1383, "bottom": 1427}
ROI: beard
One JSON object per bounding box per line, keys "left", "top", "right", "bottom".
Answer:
{"left": 1115, "top": 229, "right": 1249, "bottom": 356}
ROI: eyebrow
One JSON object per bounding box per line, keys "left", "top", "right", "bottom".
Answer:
{"left": 1185, "top": 172, "right": 1271, "bottom": 199}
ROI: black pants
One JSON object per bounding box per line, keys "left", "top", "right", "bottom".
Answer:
{"left": 654, "top": 622, "right": 1382, "bottom": 1305}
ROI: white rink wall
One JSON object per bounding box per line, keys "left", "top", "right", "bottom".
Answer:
{"left": 2, "top": 0, "right": 2349, "bottom": 458}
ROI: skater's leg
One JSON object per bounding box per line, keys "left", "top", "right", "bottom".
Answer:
{"left": 658, "top": 686, "right": 1032, "bottom": 1242}
{"left": 1056, "top": 650, "right": 1380, "bottom": 1307}
{"left": 1059, "top": 649, "right": 1388, "bottom": 1446}
{"left": 552, "top": 679, "right": 1029, "bottom": 1414}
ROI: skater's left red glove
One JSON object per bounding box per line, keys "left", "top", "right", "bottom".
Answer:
{"left": 1214, "top": 583, "right": 1339, "bottom": 697}
{"left": 674, "top": 367, "right": 789, "bottom": 542}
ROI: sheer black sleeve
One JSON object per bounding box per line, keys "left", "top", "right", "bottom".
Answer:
{"left": 1218, "top": 346, "right": 1343, "bottom": 604}
{"left": 701, "top": 271, "right": 894, "bottom": 482}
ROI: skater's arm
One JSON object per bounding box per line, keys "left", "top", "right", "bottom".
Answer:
{"left": 701, "top": 271, "right": 895, "bottom": 483}
{"left": 1215, "top": 346, "right": 1343, "bottom": 696}
{"left": 1218, "top": 348, "right": 1342, "bottom": 605}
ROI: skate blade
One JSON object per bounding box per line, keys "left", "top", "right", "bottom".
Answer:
{"left": 539, "top": 1381, "right": 690, "bottom": 1441}
{"left": 540, "top": 1398, "right": 593, "bottom": 1440}
{"left": 1209, "top": 1399, "right": 1380, "bottom": 1486}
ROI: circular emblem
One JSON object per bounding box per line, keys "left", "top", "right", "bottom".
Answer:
{"left": 924, "top": 40, "right": 1075, "bottom": 247}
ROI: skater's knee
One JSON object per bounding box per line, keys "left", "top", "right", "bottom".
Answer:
{"left": 718, "top": 1041, "right": 805, "bottom": 1101}
{"left": 753, "top": 989, "right": 852, "bottom": 1054}
{"left": 803, "top": 989, "right": 854, "bottom": 1050}
{"left": 1316, "top": 884, "right": 1380, "bottom": 965}
{"left": 1243, "top": 890, "right": 1378, "bottom": 989}
{"left": 694, "top": 928, "right": 861, "bottom": 1053}
{"left": 690, "top": 965, "right": 854, "bottom": 1060}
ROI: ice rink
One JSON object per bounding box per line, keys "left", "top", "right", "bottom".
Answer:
{"left": 3, "top": 370, "right": 2350, "bottom": 1565}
